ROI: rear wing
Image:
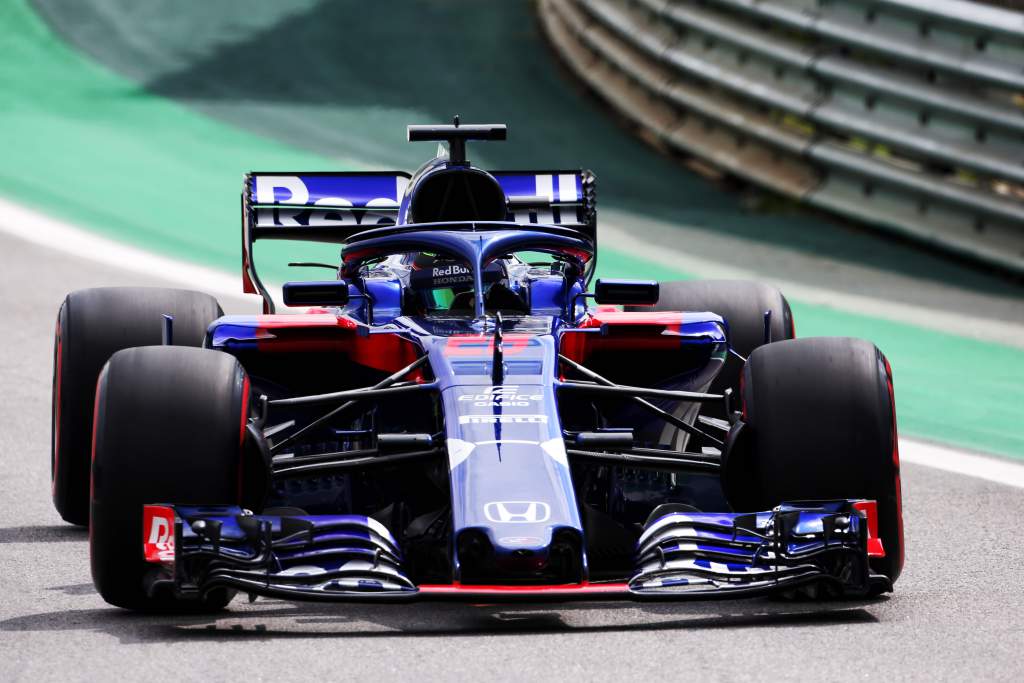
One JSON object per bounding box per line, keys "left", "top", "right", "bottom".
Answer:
{"left": 241, "top": 170, "right": 596, "bottom": 310}
{"left": 493, "top": 171, "right": 596, "bottom": 230}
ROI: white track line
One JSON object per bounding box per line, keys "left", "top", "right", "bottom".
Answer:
{"left": 0, "top": 196, "right": 257, "bottom": 305}
{"left": 900, "top": 439, "right": 1024, "bottom": 489}
{"left": 3, "top": 195, "right": 1024, "bottom": 487}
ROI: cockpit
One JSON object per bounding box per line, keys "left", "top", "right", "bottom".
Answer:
{"left": 405, "top": 254, "right": 525, "bottom": 315}
{"left": 357, "top": 248, "right": 581, "bottom": 319}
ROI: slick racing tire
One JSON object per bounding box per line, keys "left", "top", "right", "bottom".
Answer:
{"left": 90, "top": 346, "right": 249, "bottom": 611}
{"left": 52, "top": 287, "right": 223, "bottom": 525}
{"left": 727, "top": 337, "right": 904, "bottom": 583}
{"left": 629, "top": 280, "right": 793, "bottom": 420}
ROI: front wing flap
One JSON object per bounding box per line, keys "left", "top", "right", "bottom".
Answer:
{"left": 142, "top": 506, "right": 417, "bottom": 602}
{"left": 629, "top": 500, "right": 890, "bottom": 599}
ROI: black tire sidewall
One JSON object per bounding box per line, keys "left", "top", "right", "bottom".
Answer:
{"left": 90, "top": 346, "right": 247, "bottom": 611}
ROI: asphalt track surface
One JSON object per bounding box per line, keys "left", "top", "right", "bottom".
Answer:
{"left": 3, "top": 231, "right": 1024, "bottom": 681}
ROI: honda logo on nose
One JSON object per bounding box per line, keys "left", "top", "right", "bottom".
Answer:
{"left": 484, "top": 501, "right": 551, "bottom": 524}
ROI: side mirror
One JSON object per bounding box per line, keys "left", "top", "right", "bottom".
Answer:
{"left": 593, "top": 278, "right": 659, "bottom": 306}
{"left": 282, "top": 280, "right": 350, "bottom": 307}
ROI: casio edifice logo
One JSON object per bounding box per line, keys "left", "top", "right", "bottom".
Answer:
{"left": 458, "top": 385, "right": 543, "bottom": 407}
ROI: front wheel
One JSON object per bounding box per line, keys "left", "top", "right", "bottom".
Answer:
{"left": 90, "top": 346, "right": 250, "bottom": 611}
{"left": 725, "top": 337, "right": 904, "bottom": 583}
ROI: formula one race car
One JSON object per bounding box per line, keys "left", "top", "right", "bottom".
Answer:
{"left": 51, "top": 121, "right": 903, "bottom": 610}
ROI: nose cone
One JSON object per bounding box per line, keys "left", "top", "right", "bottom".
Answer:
{"left": 432, "top": 335, "right": 585, "bottom": 583}
{"left": 457, "top": 525, "right": 584, "bottom": 583}
{"left": 487, "top": 517, "right": 551, "bottom": 571}
{"left": 450, "top": 437, "right": 585, "bottom": 582}
{"left": 480, "top": 529, "right": 552, "bottom": 573}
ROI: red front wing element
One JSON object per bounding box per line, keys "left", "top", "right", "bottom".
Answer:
{"left": 142, "top": 505, "right": 176, "bottom": 565}
{"left": 417, "top": 582, "right": 631, "bottom": 600}
{"left": 853, "top": 500, "right": 886, "bottom": 559}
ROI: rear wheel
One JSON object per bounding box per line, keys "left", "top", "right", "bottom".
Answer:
{"left": 726, "top": 337, "right": 904, "bottom": 583}
{"left": 52, "top": 287, "right": 223, "bottom": 525}
{"left": 90, "top": 346, "right": 249, "bottom": 611}
{"left": 630, "top": 280, "right": 793, "bottom": 420}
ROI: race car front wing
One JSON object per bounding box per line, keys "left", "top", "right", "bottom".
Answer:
{"left": 140, "top": 500, "right": 890, "bottom": 604}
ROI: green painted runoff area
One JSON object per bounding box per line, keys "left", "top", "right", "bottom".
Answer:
{"left": 2, "top": 0, "right": 1022, "bottom": 458}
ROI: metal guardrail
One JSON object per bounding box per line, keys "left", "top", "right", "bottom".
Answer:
{"left": 539, "top": 0, "right": 1024, "bottom": 274}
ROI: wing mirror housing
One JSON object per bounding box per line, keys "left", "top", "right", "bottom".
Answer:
{"left": 282, "top": 280, "right": 350, "bottom": 307}
{"left": 593, "top": 279, "right": 659, "bottom": 306}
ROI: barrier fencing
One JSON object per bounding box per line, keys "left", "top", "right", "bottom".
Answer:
{"left": 539, "top": 0, "right": 1024, "bottom": 274}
